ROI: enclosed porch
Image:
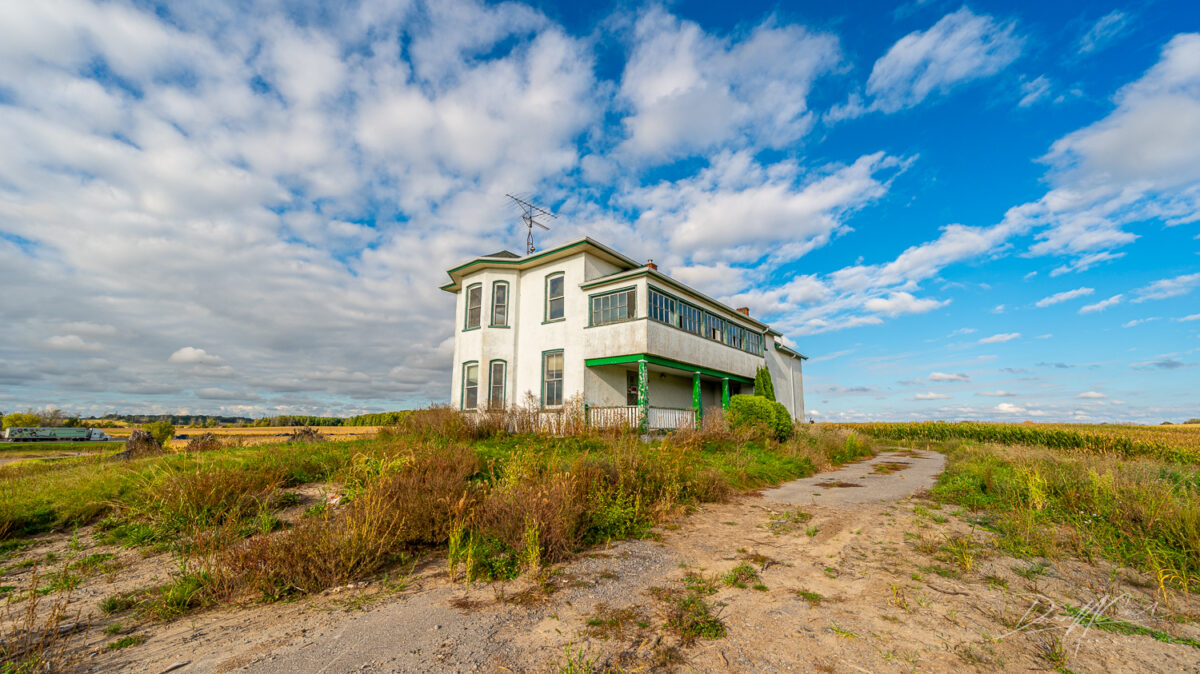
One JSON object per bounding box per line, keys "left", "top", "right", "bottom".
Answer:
{"left": 582, "top": 354, "right": 750, "bottom": 431}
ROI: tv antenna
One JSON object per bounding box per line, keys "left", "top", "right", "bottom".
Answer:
{"left": 506, "top": 194, "right": 556, "bottom": 254}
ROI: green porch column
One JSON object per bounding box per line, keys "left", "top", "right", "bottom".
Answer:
{"left": 721, "top": 378, "right": 730, "bottom": 410}
{"left": 692, "top": 372, "right": 702, "bottom": 429}
{"left": 637, "top": 359, "right": 649, "bottom": 433}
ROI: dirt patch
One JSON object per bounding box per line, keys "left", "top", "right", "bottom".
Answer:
{"left": 815, "top": 480, "right": 864, "bottom": 488}
{"left": 872, "top": 461, "right": 911, "bottom": 474}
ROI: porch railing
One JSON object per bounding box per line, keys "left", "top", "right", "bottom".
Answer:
{"left": 585, "top": 405, "right": 696, "bottom": 431}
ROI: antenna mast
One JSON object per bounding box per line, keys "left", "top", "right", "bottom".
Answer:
{"left": 506, "top": 194, "right": 557, "bottom": 254}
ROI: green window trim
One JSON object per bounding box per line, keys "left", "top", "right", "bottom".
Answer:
{"left": 541, "top": 349, "right": 565, "bottom": 408}
{"left": 488, "top": 359, "right": 507, "bottom": 409}
{"left": 490, "top": 281, "right": 510, "bottom": 328}
{"left": 464, "top": 283, "right": 483, "bottom": 330}
{"left": 544, "top": 272, "right": 565, "bottom": 322}
{"left": 588, "top": 285, "right": 638, "bottom": 327}
{"left": 461, "top": 361, "right": 480, "bottom": 410}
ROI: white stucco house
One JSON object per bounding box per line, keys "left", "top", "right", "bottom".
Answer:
{"left": 440, "top": 238, "right": 806, "bottom": 431}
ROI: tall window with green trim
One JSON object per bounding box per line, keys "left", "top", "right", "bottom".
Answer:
{"left": 464, "top": 284, "right": 482, "bottom": 329}
{"left": 491, "top": 281, "right": 508, "bottom": 327}
{"left": 462, "top": 362, "right": 479, "bottom": 410}
{"left": 542, "top": 350, "right": 563, "bottom": 406}
{"left": 488, "top": 360, "right": 506, "bottom": 408}
{"left": 591, "top": 289, "right": 635, "bottom": 326}
{"left": 545, "top": 273, "right": 565, "bottom": 321}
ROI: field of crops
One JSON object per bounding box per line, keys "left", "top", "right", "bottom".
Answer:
{"left": 839, "top": 421, "right": 1200, "bottom": 463}
{"left": 101, "top": 425, "right": 382, "bottom": 448}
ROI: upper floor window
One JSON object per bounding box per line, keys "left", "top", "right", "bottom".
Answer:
{"left": 491, "top": 281, "right": 509, "bottom": 327}
{"left": 465, "top": 284, "right": 482, "bottom": 329}
{"left": 591, "top": 289, "right": 635, "bottom": 326}
{"left": 679, "top": 302, "right": 702, "bottom": 335}
{"left": 704, "top": 311, "right": 723, "bottom": 342}
{"left": 648, "top": 288, "right": 676, "bottom": 325}
{"left": 545, "top": 273, "right": 565, "bottom": 321}
{"left": 462, "top": 362, "right": 479, "bottom": 410}
{"left": 542, "top": 350, "right": 563, "bottom": 406}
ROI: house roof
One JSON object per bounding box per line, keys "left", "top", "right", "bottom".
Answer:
{"left": 439, "top": 238, "right": 640, "bottom": 292}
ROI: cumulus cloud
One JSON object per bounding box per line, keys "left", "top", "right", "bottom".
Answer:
{"left": 1035, "top": 287, "right": 1094, "bottom": 307}
{"left": 856, "top": 7, "right": 1022, "bottom": 115}
{"left": 168, "top": 347, "right": 224, "bottom": 366}
{"left": 978, "top": 332, "right": 1020, "bottom": 344}
{"left": 1079, "top": 294, "right": 1122, "bottom": 314}
{"left": 43, "top": 335, "right": 102, "bottom": 352}
{"left": 1077, "top": 391, "right": 1107, "bottom": 399}
{"left": 977, "top": 390, "right": 1017, "bottom": 397}
{"left": 617, "top": 7, "right": 840, "bottom": 159}
{"left": 909, "top": 392, "right": 951, "bottom": 400}
{"left": 863, "top": 291, "right": 949, "bottom": 317}
{"left": 995, "top": 402, "right": 1026, "bottom": 414}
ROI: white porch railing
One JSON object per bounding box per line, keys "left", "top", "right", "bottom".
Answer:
{"left": 585, "top": 405, "right": 696, "bottom": 431}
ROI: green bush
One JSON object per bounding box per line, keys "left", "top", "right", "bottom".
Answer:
{"left": 727, "top": 395, "right": 774, "bottom": 438}
{"left": 143, "top": 421, "right": 176, "bottom": 447}
{"left": 770, "top": 401, "right": 793, "bottom": 441}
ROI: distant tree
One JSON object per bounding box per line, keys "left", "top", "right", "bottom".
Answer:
{"left": 143, "top": 421, "right": 176, "bottom": 447}
{"left": 2, "top": 412, "right": 42, "bottom": 429}
{"left": 1185, "top": 418, "right": 1200, "bottom": 425}
{"left": 753, "top": 366, "right": 776, "bottom": 401}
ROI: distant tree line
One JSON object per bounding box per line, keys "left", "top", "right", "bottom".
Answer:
{"left": 246, "top": 412, "right": 410, "bottom": 427}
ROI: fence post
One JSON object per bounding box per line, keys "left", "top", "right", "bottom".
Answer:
{"left": 692, "top": 372, "right": 702, "bottom": 430}
{"left": 583, "top": 403, "right": 590, "bottom": 428}
{"left": 637, "top": 359, "right": 649, "bottom": 434}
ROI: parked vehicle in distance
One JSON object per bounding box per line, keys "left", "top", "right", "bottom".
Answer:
{"left": 1, "top": 427, "right": 113, "bottom": 442}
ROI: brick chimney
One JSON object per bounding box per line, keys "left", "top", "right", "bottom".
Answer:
{"left": 736, "top": 307, "right": 750, "bottom": 316}
{"left": 646, "top": 259, "right": 658, "bottom": 271}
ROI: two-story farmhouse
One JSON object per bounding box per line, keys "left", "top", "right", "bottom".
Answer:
{"left": 440, "top": 238, "right": 806, "bottom": 431}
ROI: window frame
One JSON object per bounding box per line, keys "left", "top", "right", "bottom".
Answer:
{"left": 588, "top": 285, "right": 637, "bottom": 327}
{"left": 490, "top": 281, "right": 509, "bottom": 328}
{"left": 487, "top": 359, "right": 506, "bottom": 409}
{"left": 464, "top": 283, "right": 482, "bottom": 330}
{"left": 648, "top": 287, "right": 677, "bottom": 327}
{"left": 647, "top": 284, "right": 766, "bottom": 356}
{"left": 544, "top": 272, "right": 565, "bottom": 322}
{"left": 541, "top": 349, "right": 564, "bottom": 408}
{"left": 461, "top": 361, "right": 479, "bottom": 410}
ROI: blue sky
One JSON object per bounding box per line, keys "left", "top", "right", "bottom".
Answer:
{"left": 1, "top": 0, "right": 1198, "bottom": 422}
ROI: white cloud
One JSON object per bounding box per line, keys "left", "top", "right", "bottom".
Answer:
{"left": 1178, "top": 313, "right": 1200, "bottom": 322}
{"left": 977, "top": 390, "right": 1017, "bottom": 397}
{"left": 947, "top": 327, "right": 977, "bottom": 337}
{"left": 1132, "top": 273, "right": 1200, "bottom": 302}
{"left": 618, "top": 7, "right": 840, "bottom": 159}
{"left": 1078, "top": 11, "right": 1132, "bottom": 55}
{"left": 1122, "top": 317, "right": 1159, "bottom": 328}
{"left": 1018, "top": 75, "right": 1052, "bottom": 107}
{"left": 910, "top": 392, "right": 951, "bottom": 400}
{"left": 978, "top": 332, "right": 1020, "bottom": 344}
{"left": 43, "top": 335, "right": 102, "bottom": 352}
{"left": 863, "top": 291, "right": 949, "bottom": 317}
{"left": 995, "top": 402, "right": 1027, "bottom": 414}
{"left": 1035, "top": 286, "right": 1094, "bottom": 307}
{"left": 929, "top": 371, "right": 970, "bottom": 382}
{"left": 863, "top": 7, "right": 1022, "bottom": 114}
{"left": 1077, "top": 391, "right": 1107, "bottom": 399}
{"left": 1079, "top": 293, "right": 1122, "bottom": 314}
{"left": 168, "top": 347, "right": 224, "bottom": 365}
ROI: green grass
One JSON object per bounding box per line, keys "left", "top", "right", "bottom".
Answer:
{"left": 103, "top": 634, "right": 146, "bottom": 651}
{"left": 1065, "top": 606, "right": 1200, "bottom": 648}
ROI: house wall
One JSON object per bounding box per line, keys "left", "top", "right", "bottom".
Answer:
{"left": 643, "top": 321, "right": 762, "bottom": 379}
{"left": 765, "top": 339, "right": 806, "bottom": 420}
{"left": 584, "top": 365, "right": 630, "bottom": 407}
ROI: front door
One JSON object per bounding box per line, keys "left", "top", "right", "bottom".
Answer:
{"left": 626, "top": 371, "right": 639, "bottom": 406}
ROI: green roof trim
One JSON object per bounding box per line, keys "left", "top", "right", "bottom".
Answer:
{"left": 584, "top": 353, "right": 754, "bottom": 384}
{"left": 774, "top": 343, "right": 808, "bottom": 360}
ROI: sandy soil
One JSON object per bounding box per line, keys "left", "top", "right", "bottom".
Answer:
{"left": 5, "top": 449, "right": 1199, "bottom": 673}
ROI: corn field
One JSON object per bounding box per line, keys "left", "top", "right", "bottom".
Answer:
{"left": 837, "top": 422, "right": 1200, "bottom": 463}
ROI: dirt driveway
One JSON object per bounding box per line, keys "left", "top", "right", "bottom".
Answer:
{"left": 87, "top": 449, "right": 1199, "bottom": 673}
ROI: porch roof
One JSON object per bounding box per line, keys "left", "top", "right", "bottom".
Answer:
{"left": 584, "top": 353, "right": 754, "bottom": 384}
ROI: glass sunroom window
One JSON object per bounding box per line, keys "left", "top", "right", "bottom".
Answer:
{"left": 542, "top": 351, "right": 563, "bottom": 406}
{"left": 465, "top": 284, "right": 482, "bottom": 329}
{"left": 648, "top": 288, "right": 676, "bottom": 325}
{"left": 591, "top": 289, "right": 635, "bottom": 326}
{"left": 546, "top": 273, "right": 565, "bottom": 320}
